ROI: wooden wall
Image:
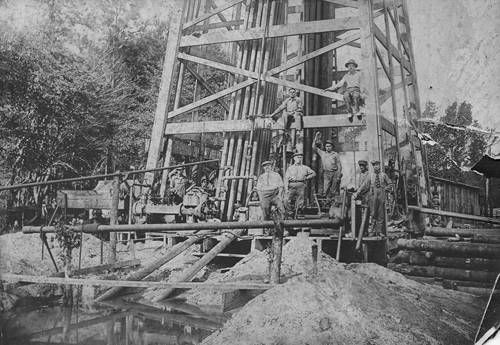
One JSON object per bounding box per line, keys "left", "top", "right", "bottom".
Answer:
{"left": 429, "top": 176, "right": 482, "bottom": 216}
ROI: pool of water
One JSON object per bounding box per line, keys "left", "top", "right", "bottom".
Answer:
{"left": 1, "top": 297, "right": 225, "bottom": 345}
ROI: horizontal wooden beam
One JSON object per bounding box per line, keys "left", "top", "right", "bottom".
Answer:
{"left": 378, "top": 75, "right": 412, "bottom": 104}
{"left": 0, "top": 273, "right": 276, "bottom": 290}
{"left": 322, "top": 0, "right": 359, "bottom": 8}
{"left": 182, "top": 0, "right": 244, "bottom": 30}
{"left": 373, "top": 25, "right": 411, "bottom": 72}
{"left": 165, "top": 114, "right": 366, "bottom": 135}
{"left": 408, "top": 206, "right": 500, "bottom": 225}
{"left": 180, "top": 17, "right": 360, "bottom": 47}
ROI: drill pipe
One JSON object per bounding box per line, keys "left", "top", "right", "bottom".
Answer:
{"left": 23, "top": 219, "right": 339, "bottom": 234}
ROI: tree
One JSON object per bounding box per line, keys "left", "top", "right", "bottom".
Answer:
{"left": 422, "top": 101, "right": 488, "bottom": 186}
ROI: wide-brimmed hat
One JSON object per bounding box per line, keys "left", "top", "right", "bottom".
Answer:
{"left": 261, "top": 160, "right": 273, "bottom": 167}
{"left": 345, "top": 59, "right": 358, "bottom": 68}
{"left": 293, "top": 152, "right": 304, "bottom": 158}
{"left": 358, "top": 160, "right": 368, "bottom": 166}
{"left": 324, "top": 140, "right": 334, "bottom": 146}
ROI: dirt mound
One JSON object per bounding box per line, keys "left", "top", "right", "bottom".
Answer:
{"left": 183, "top": 233, "right": 334, "bottom": 306}
{"left": 201, "top": 262, "right": 484, "bottom": 345}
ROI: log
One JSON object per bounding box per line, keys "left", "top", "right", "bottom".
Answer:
{"left": 394, "top": 250, "right": 500, "bottom": 272}
{"left": 408, "top": 206, "right": 500, "bottom": 225}
{"left": 51, "top": 259, "right": 140, "bottom": 278}
{"left": 426, "top": 227, "right": 500, "bottom": 238}
{"left": 95, "top": 230, "right": 213, "bottom": 301}
{"left": 388, "top": 263, "right": 498, "bottom": 283}
{"left": 151, "top": 229, "right": 246, "bottom": 301}
{"left": 397, "top": 239, "right": 500, "bottom": 259}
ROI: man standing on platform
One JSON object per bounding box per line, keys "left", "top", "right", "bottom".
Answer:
{"left": 357, "top": 160, "right": 370, "bottom": 199}
{"left": 354, "top": 160, "right": 392, "bottom": 236}
{"left": 326, "top": 59, "right": 362, "bottom": 120}
{"left": 256, "top": 161, "right": 285, "bottom": 220}
{"left": 285, "top": 153, "right": 316, "bottom": 219}
{"left": 269, "top": 88, "right": 303, "bottom": 130}
{"left": 313, "top": 132, "right": 342, "bottom": 199}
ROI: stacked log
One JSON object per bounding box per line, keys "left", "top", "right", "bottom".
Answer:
{"left": 390, "top": 228, "right": 500, "bottom": 293}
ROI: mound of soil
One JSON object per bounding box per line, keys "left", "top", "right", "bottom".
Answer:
{"left": 198, "top": 236, "right": 484, "bottom": 345}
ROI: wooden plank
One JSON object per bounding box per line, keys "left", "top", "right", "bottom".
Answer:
{"left": 165, "top": 114, "right": 366, "bottom": 135}
{"left": 408, "top": 206, "right": 500, "bottom": 225}
{"left": 429, "top": 176, "right": 481, "bottom": 191}
{"left": 0, "top": 273, "right": 275, "bottom": 290}
{"left": 375, "top": 46, "right": 390, "bottom": 80}
{"left": 264, "top": 75, "right": 345, "bottom": 101}
{"left": 145, "top": 0, "right": 185, "bottom": 186}
{"left": 378, "top": 76, "right": 412, "bottom": 104}
{"left": 167, "top": 79, "right": 255, "bottom": 119}
{"left": 303, "top": 114, "right": 367, "bottom": 128}
{"left": 322, "top": 0, "right": 360, "bottom": 8}
{"left": 186, "top": 19, "right": 245, "bottom": 34}
{"left": 184, "top": 63, "right": 230, "bottom": 112}
{"left": 180, "top": 17, "right": 360, "bottom": 46}
{"left": 373, "top": 25, "right": 411, "bottom": 72}
{"left": 182, "top": 0, "right": 244, "bottom": 30}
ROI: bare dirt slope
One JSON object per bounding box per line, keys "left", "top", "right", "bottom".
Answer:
{"left": 200, "top": 235, "right": 484, "bottom": 345}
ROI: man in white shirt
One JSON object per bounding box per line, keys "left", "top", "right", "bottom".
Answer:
{"left": 313, "top": 132, "right": 342, "bottom": 199}
{"left": 326, "top": 59, "right": 362, "bottom": 120}
{"left": 256, "top": 161, "right": 285, "bottom": 220}
{"left": 284, "top": 153, "right": 316, "bottom": 219}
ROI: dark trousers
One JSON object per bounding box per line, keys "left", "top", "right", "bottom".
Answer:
{"left": 258, "top": 189, "right": 285, "bottom": 220}
{"left": 369, "top": 189, "right": 386, "bottom": 234}
{"left": 323, "top": 170, "right": 341, "bottom": 199}
{"left": 286, "top": 182, "right": 305, "bottom": 218}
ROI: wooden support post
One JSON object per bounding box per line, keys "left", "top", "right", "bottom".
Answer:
{"left": 356, "top": 207, "right": 369, "bottom": 251}
{"left": 95, "top": 230, "right": 213, "bottom": 301}
{"left": 359, "top": 0, "right": 383, "bottom": 164}
{"left": 145, "top": 1, "right": 186, "bottom": 187}
{"left": 270, "top": 212, "right": 284, "bottom": 284}
{"left": 108, "top": 172, "right": 120, "bottom": 265}
{"left": 151, "top": 229, "right": 246, "bottom": 301}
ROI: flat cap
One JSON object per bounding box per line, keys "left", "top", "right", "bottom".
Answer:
{"left": 261, "top": 160, "right": 273, "bottom": 166}
{"left": 293, "top": 152, "right": 304, "bottom": 157}
{"left": 371, "top": 160, "right": 380, "bottom": 165}
{"left": 358, "top": 160, "right": 368, "bottom": 166}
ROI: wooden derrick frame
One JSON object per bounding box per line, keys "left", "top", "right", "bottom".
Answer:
{"left": 144, "top": 0, "right": 428, "bottom": 216}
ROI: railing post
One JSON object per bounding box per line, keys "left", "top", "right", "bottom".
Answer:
{"left": 108, "top": 171, "right": 120, "bottom": 264}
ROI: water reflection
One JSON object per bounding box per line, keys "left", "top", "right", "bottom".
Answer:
{"left": 1, "top": 298, "right": 225, "bottom": 345}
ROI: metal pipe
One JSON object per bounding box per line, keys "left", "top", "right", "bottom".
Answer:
{"left": 0, "top": 159, "right": 219, "bottom": 192}
{"left": 23, "top": 219, "right": 340, "bottom": 234}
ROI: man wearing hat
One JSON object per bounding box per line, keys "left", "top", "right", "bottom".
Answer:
{"left": 168, "top": 167, "right": 191, "bottom": 203}
{"left": 354, "top": 159, "right": 392, "bottom": 236}
{"left": 256, "top": 161, "right": 285, "bottom": 220}
{"left": 313, "top": 132, "right": 343, "bottom": 199}
{"left": 284, "top": 153, "right": 316, "bottom": 218}
{"left": 326, "top": 59, "right": 362, "bottom": 119}
{"left": 269, "top": 88, "right": 303, "bottom": 130}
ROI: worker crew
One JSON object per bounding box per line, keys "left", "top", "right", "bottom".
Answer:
{"left": 285, "top": 153, "right": 316, "bottom": 219}
{"left": 269, "top": 88, "right": 304, "bottom": 130}
{"left": 326, "top": 59, "right": 362, "bottom": 120}
{"left": 354, "top": 160, "right": 392, "bottom": 236}
{"left": 313, "top": 132, "right": 342, "bottom": 199}
{"left": 256, "top": 161, "right": 285, "bottom": 220}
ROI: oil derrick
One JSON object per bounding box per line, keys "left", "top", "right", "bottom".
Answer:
{"left": 144, "top": 0, "right": 429, "bottom": 221}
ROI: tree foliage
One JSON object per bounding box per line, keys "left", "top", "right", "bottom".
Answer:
{"left": 422, "top": 101, "right": 489, "bottom": 186}
{"left": 0, "top": 0, "right": 228, "bottom": 213}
